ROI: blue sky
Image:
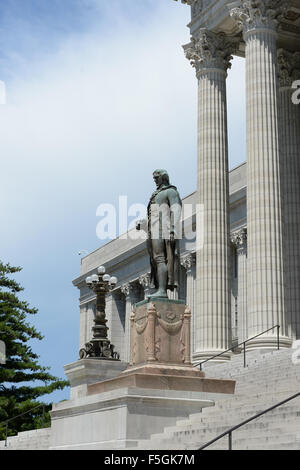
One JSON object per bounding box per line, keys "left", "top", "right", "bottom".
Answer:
{"left": 0, "top": 0, "right": 246, "bottom": 403}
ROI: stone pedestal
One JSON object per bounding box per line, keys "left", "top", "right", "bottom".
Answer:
{"left": 87, "top": 299, "right": 235, "bottom": 395}
{"left": 50, "top": 388, "right": 222, "bottom": 450}
{"left": 50, "top": 299, "right": 235, "bottom": 450}
{"left": 129, "top": 298, "right": 192, "bottom": 367}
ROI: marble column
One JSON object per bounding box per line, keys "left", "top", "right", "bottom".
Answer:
{"left": 231, "top": 228, "right": 248, "bottom": 344}
{"left": 79, "top": 303, "right": 89, "bottom": 351}
{"left": 180, "top": 252, "right": 196, "bottom": 362}
{"left": 79, "top": 300, "right": 96, "bottom": 350}
{"left": 121, "top": 282, "right": 140, "bottom": 362}
{"left": 278, "top": 49, "right": 300, "bottom": 340}
{"left": 231, "top": 0, "right": 292, "bottom": 349}
{"left": 184, "top": 30, "right": 236, "bottom": 361}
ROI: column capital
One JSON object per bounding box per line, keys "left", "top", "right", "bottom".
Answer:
{"left": 230, "top": 0, "right": 291, "bottom": 37}
{"left": 120, "top": 282, "right": 137, "bottom": 298}
{"left": 120, "top": 283, "right": 131, "bottom": 297}
{"left": 180, "top": 252, "right": 196, "bottom": 271}
{"left": 278, "top": 49, "right": 300, "bottom": 88}
{"left": 183, "top": 30, "right": 237, "bottom": 77}
{"left": 138, "top": 273, "right": 152, "bottom": 289}
{"left": 231, "top": 227, "right": 247, "bottom": 254}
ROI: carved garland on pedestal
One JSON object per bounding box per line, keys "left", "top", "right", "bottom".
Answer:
{"left": 130, "top": 303, "right": 192, "bottom": 365}
{"left": 156, "top": 311, "right": 183, "bottom": 335}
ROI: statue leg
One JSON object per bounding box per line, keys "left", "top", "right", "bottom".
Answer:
{"left": 151, "top": 239, "right": 168, "bottom": 298}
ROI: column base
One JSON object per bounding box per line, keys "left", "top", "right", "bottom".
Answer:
{"left": 245, "top": 335, "right": 292, "bottom": 352}
{"left": 192, "top": 350, "right": 232, "bottom": 367}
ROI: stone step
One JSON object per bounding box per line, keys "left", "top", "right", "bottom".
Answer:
{"left": 142, "top": 430, "right": 300, "bottom": 451}
{"left": 132, "top": 349, "right": 300, "bottom": 450}
{"left": 176, "top": 408, "right": 300, "bottom": 429}
{"left": 204, "top": 433, "right": 300, "bottom": 450}
{"left": 170, "top": 421, "right": 300, "bottom": 441}
{"left": 191, "top": 400, "right": 300, "bottom": 418}
{"left": 0, "top": 428, "right": 51, "bottom": 450}
{"left": 150, "top": 418, "right": 300, "bottom": 444}
{"left": 173, "top": 409, "right": 300, "bottom": 432}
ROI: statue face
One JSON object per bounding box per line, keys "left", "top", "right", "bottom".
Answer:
{"left": 153, "top": 172, "right": 164, "bottom": 188}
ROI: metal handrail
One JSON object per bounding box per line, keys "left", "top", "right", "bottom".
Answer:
{"left": 199, "top": 391, "right": 300, "bottom": 450}
{"left": 196, "top": 325, "right": 280, "bottom": 371}
{"left": 0, "top": 403, "right": 46, "bottom": 447}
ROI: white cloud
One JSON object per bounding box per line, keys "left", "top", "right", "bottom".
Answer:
{"left": 0, "top": 1, "right": 246, "bottom": 403}
{"left": 0, "top": 81, "right": 6, "bottom": 104}
{"left": 0, "top": 2, "right": 245, "bottom": 249}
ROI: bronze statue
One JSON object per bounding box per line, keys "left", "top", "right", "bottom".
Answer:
{"left": 142, "top": 169, "right": 182, "bottom": 298}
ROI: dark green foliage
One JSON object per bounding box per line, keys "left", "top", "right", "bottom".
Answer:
{"left": 0, "top": 261, "right": 68, "bottom": 440}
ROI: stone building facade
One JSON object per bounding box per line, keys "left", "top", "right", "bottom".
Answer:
{"left": 73, "top": 0, "right": 300, "bottom": 363}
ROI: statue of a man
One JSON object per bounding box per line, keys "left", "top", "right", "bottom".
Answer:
{"left": 145, "top": 169, "right": 182, "bottom": 298}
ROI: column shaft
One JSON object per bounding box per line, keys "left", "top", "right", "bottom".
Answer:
{"left": 197, "top": 69, "right": 231, "bottom": 357}
{"left": 121, "top": 283, "right": 140, "bottom": 362}
{"left": 107, "top": 291, "right": 125, "bottom": 359}
{"left": 184, "top": 30, "right": 234, "bottom": 361}
{"left": 230, "top": 0, "right": 292, "bottom": 349}
{"left": 181, "top": 253, "right": 196, "bottom": 362}
{"left": 231, "top": 228, "right": 248, "bottom": 344}
{"left": 278, "top": 49, "right": 300, "bottom": 340}
{"left": 246, "top": 30, "right": 290, "bottom": 347}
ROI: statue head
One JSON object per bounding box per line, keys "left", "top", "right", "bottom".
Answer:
{"left": 153, "top": 169, "right": 170, "bottom": 188}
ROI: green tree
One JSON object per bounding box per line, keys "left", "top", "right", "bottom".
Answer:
{"left": 0, "top": 261, "right": 68, "bottom": 440}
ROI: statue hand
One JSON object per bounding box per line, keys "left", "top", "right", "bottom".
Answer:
{"left": 170, "top": 232, "right": 175, "bottom": 244}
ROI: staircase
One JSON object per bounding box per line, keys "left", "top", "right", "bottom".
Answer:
{"left": 1, "top": 348, "right": 299, "bottom": 450}
{"left": 0, "top": 427, "right": 51, "bottom": 450}
{"left": 134, "top": 348, "right": 300, "bottom": 450}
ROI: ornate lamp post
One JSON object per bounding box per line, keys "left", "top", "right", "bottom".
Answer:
{"left": 79, "top": 266, "right": 120, "bottom": 361}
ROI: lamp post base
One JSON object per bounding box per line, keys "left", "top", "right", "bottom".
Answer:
{"left": 79, "top": 338, "right": 120, "bottom": 361}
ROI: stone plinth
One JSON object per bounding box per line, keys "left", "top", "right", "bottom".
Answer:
{"left": 64, "top": 359, "right": 127, "bottom": 400}
{"left": 50, "top": 387, "right": 224, "bottom": 450}
{"left": 129, "top": 298, "right": 192, "bottom": 367}
{"left": 87, "top": 370, "right": 235, "bottom": 396}
{"left": 50, "top": 299, "right": 235, "bottom": 450}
